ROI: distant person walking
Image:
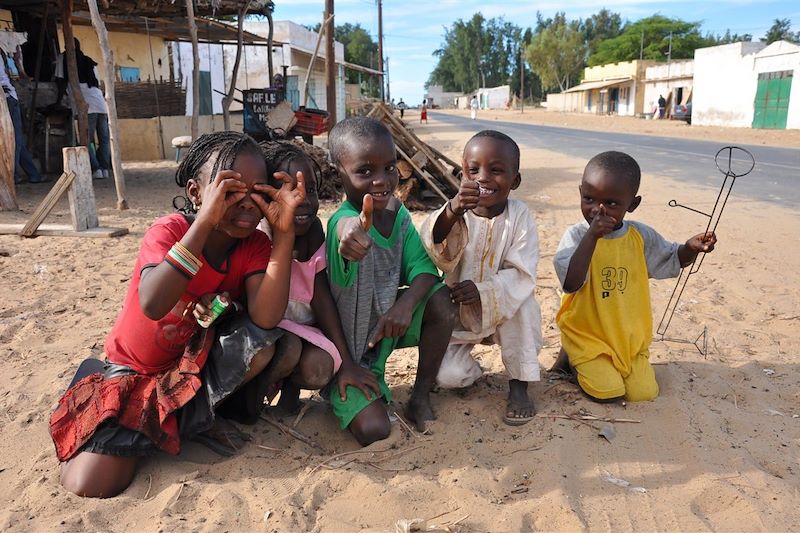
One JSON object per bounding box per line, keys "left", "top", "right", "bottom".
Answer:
{"left": 420, "top": 99, "right": 428, "bottom": 123}
{"left": 397, "top": 98, "right": 407, "bottom": 119}
{"left": 470, "top": 95, "right": 479, "bottom": 120}
{"left": 657, "top": 94, "right": 666, "bottom": 119}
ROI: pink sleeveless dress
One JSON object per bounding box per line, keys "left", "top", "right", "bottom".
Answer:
{"left": 277, "top": 243, "right": 342, "bottom": 372}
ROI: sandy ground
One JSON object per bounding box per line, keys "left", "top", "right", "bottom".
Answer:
{"left": 1, "top": 114, "right": 799, "bottom": 531}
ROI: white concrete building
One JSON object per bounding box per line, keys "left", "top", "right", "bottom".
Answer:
{"left": 693, "top": 42, "right": 765, "bottom": 127}
{"left": 172, "top": 20, "right": 346, "bottom": 122}
{"left": 693, "top": 40, "right": 799, "bottom": 129}
{"left": 476, "top": 85, "right": 510, "bottom": 109}
{"left": 643, "top": 59, "right": 694, "bottom": 117}
{"left": 424, "top": 84, "right": 461, "bottom": 108}
{"left": 545, "top": 60, "right": 655, "bottom": 116}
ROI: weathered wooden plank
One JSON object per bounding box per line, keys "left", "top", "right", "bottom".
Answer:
{"left": 20, "top": 171, "right": 76, "bottom": 237}
{"left": 63, "top": 147, "right": 98, "bottom": 231}
{"left": 1, "top": 223, "right": 128, "bottom": 238}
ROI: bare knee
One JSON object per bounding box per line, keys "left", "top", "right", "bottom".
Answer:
{"left": 60, "top": 452, "right": 138, "bottom": 498}
{"left": 294, "top": 345, "right": 334, "bottom": 389}
{"left": 245, "top": 344, "right": 276, "bottom": 382}
{"left": 261, "top": 333, "right": 302, "bottom": 381}
{"left": 349, "top": 402, "right": 391, "bottom": 446}
{"left": 423, "top": 286, "right": 456, "bottom": 328}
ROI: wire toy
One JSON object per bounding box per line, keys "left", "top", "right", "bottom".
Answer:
{"left": 656, "top": 146, "right": 755, "bottom": 356}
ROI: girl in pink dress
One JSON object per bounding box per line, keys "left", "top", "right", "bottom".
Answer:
{"left": 261, "top": 142, "right": 381, "bottom": 412}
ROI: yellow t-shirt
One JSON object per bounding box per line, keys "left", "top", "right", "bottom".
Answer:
{"left": 556, "top": 225, "right": 652, "bottom": 374}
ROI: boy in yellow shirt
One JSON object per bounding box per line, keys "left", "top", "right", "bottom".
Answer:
{"left": 553, "top": 151, "right": 717, "bottom": 402}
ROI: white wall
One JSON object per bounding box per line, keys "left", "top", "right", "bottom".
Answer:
{"left": 476, "top": 85, "right": 509, "bottom": 109}
{"left": 172, "top": 41, "right": 226, "bottom": 116}
{"left": 171, "top": 19, "right": 347, "bottom": 122}
{"left": 752, "top": 41, "right": 800, "bottom": 129}
{"left": 693, "top": 42, "right": 765, "bottom": 127}
{"left": 644, "top": 60, "right": 693, "bottom": 114}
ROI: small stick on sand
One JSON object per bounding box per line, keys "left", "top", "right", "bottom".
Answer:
{"left": 536, "top": 413, "right": 641, "bottom": 423}
{"left": 427, "top": 506, "right": 461, "bottom": 522}
{"left": 143, "top": 474, "right": 152, "bottom": 500}
{"left": 291, "top": 400, "right": 314, "bottom": 428}
{"left": 393, "top": 410, "right": 423, "bottom": 439}
{"left": 260, "top": 414, "right": 326, "bottom": 452}
{"left": 306, "top": 444, "right": 424, "bottom": 478}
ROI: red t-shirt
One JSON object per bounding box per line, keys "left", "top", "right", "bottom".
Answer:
{"left": 104, "top": 214, "right": 271, "bottom": 374}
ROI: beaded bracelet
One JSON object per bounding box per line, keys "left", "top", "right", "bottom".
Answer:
{"left": 165, "top": 242, "right": 203, "bottom": 278}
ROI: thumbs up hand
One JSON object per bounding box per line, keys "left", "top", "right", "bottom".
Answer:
{"left": 359, "top": 194, "right": 373, "bottom": 231}
{"left": 337, "top": 195, "right": 375, "bottom": 262}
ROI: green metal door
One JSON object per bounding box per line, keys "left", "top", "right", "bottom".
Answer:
{"left": 753, "top": 70, "right": 792, "bottom": 129}
{"left": 199, "top": 71, "right": 212, "bottom": 116}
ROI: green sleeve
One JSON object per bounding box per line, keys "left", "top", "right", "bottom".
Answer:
{"left": 400, "top": 207, "right": 440, "bottom": 286}
{"left": 326, "top": 201, "right": 360, "bottom": 288}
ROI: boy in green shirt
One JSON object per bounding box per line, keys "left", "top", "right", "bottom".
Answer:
{"left": 326, "top": 117, "right": 454, "bottom": 446}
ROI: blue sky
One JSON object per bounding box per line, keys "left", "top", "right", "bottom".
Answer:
{"left": 273, "top": 0, "right": 800, "bottom": 105}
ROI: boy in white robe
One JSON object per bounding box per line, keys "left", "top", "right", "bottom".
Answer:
{"left": 421, "top": 130, "right": 542, "bottom": 425}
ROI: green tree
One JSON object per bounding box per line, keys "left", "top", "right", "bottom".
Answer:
{"left": 712, "top": 29, "right": 753, "bottom": 44}
{"left": 588, "top": 15, "right": 713, "bottom": 66}
{"left": 762, "top": 18, "right": 800, "bottom": 44}
{"left": 309, "top": 22, "right": 381, "bottom": 97}
{"left": 581, "top": 8, "right": 624, "bottom": 57}
{"left": 428, "top": 14, "right": 529, "bottom": 97}
{"left": 526, "top": 12, "right": 585, "bottom": 92}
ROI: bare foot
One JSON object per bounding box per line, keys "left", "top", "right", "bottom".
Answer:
{"left": 276, "top": 381, "right": 302, "bottom": 416}
{"left": 404, "top": 392, "right": 435, "bottom": 431}
{"left": 504, "top": 379, "right": 535, "bottom": 426}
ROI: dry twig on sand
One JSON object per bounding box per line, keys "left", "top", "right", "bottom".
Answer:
{"left": 536, "top": 412, "right": 640, "bottom": 424}
{"left": 260, "top": 414, "right": 327, "bottom": 452}
{"left": 291, "top": 400, "right": 314, "bottom": 428}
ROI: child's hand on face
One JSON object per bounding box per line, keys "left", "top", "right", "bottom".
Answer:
{"left": 451, "top": 178, "right": 479, "bottom": 215}
{"left": 252, "top": 171, "right": 306, "bottom": 234}
{"left": 587, "top": 204, "right": 617, "bottom": 239}
{"left": 195, "top": 170, "right": 248, "bottom": 228}
{"left": 450, "top": 280, "right": 480, "bottom": 305}
{"left": 367, "top": 297, "right": 413, "bottom": 349}
{"left": 685, "top": 231, "right": 717, "bottom": 254}
{"left": 338, "top": 195, "right": 374, "bottom": 261}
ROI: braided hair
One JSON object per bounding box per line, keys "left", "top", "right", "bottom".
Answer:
{"left": 174, "top": 131, "right": 263, "bottom": 188}
{"left": 260, "top": 140, "right": 322, "bottom": 186}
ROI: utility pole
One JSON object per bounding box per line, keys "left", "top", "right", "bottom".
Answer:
{"left": 639, "top": 30, "right": 644, "bottom": 60}
{"left": 325, "top": 0, "right": 336, "bottom": 127}
{"left": 520, "top": 46, "right": 524, "bottom": 113}
{"left": 377, "top": 0, "right": 384, "bottom": 102}
{"left": 666, "top": 31, "right": 673, "bottom": 113}
{"left": 385, "top": 56, "right": 390, "bottom": 102}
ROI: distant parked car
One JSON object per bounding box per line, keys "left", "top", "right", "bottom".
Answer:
{"left": 671, "top": 102, "right": 692, "bottom": 124}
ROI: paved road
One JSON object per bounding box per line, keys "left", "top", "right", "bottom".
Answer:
{"left": 431, "top": 112, "right": 800, "bottom": 208}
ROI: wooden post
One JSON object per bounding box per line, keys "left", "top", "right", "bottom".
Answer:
{"left": 223, "top": 1, "right": 248, "bottom": 131}
{"left": 0, "top": 92, "right": 18, "bottom": 211}
{"left": 266, "top": 3, "right": 274, "bottom": 83}
{"left": 62, "top": 0, "right": 89, "bottom": 147}
{"left": 87, "top": 0, "right": 128, "bottom": 210}
{"left": 324, "top": 0, "right": 336, "bottom": 128}
{"left": 302, "top": 14, "right": 331, "bottom": 109}
{"left": 63, "top": 147, "right": 98, "bottom": 230}
{"left": 186, "top": 0, "right": 200, "bottom": 141}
